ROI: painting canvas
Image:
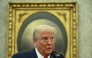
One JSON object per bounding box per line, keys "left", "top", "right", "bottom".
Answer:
{"left": 7, "top": 2, "right": 78, "bottom": 58}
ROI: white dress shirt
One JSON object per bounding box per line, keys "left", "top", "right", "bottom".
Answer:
{"left": 35, "top": 48, "right": 50, "bottom": 58}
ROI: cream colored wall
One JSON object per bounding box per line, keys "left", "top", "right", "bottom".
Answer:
{"left": 0, "top": 0, "right": 92, "bottom": 58}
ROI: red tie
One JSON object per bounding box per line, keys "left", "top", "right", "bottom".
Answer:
{"left": 44, "top": 56, "right": 48, "bottom": 58}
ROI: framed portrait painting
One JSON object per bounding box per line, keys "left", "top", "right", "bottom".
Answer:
{"left": 7, "top": 2, "right": 78, "bottom": 58}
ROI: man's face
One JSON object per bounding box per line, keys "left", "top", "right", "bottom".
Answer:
{"left": 34, "top": 31, "right": 55, "bottom": 56}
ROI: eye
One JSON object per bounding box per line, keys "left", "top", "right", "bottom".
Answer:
{"left": 50, "top": 37, "right": 54, "bottom": 40}
{"left": 42, "top": 37, "right": 48, "bottom": 40}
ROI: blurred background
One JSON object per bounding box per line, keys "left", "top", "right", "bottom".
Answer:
{"left": 0, "top": 0, "right": 92, "bottom": 58}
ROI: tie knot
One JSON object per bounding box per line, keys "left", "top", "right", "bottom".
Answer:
{"left": 44, "top": 56, "right": 48, "bottom": 58}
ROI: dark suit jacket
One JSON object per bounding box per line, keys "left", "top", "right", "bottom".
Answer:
{"left": 12, "top": 49, "right": 54, "bottom": 58}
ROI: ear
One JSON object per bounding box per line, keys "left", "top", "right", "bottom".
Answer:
{"left": 33, "top": 39, "right": 38, "bottom": 47}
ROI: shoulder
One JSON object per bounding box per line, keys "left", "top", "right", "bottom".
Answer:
{"left": 12, "top": 51, "right": 30, "bottom": 58}
{"left": 12, "top": 49, "right": 35, "bottom": 58}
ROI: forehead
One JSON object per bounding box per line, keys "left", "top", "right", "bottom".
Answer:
{"left": 38, "top": 31, "right": 55, "bottom": 36}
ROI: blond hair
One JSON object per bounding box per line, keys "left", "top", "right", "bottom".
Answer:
{"left": 33, "top": 25, "right": 57, "bottom": 40}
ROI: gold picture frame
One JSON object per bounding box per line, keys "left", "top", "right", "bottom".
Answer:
{"left": 7, "top": 2, "right": 78, "bottom": 58}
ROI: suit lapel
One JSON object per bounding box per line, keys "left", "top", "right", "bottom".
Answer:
{"left": 29, "top": 49, "right": 38, "bottom": 58}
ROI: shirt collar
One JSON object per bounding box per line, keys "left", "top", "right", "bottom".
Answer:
{"left": 35, "top": 48, "right": 50, "bottom": 58}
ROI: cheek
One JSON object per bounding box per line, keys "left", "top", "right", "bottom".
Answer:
{"left": 52, "top": 42, "right": 55, "bottom": 48}
{"left": 52, "top": 41, "right": 55, "bottom": 45}
{"left": 38, "top": 42, "right": 46, "bottom": 48}
{"left": 41, "top": 43, "right": 46, "bottom": 47}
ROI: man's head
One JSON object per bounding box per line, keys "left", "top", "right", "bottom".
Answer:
{"left": 33, "top": 25, "right": 57, "bottom": 56}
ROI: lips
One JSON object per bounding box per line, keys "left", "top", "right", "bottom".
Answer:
{"left": 47, "top": 47, "right": 52, "bottom": 51}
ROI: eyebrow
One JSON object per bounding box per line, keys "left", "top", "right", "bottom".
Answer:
{"left": 42, "top": 37, "right": 48, "bottom": 38}
{"left": 42, "top": 36, "right": 54, "bottom": 38}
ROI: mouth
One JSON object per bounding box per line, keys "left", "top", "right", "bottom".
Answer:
{"left": 47, "top": 47, "right": 52, "bottom": 51}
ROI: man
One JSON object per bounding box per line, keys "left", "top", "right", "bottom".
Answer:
{"left": 12, "top": 25, "right": 57, "bottom": 58}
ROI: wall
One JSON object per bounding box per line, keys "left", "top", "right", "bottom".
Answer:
{"left": 0, "top": 0, "right": 92, "bottom": 58}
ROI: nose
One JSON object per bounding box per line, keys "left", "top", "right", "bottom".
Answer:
{"left": 47, "top": 39, "right": 52, "bottom": 45}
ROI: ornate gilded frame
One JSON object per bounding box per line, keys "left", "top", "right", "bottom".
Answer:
{"left": 7, "top": 2, "right": 78, "bottom": 58}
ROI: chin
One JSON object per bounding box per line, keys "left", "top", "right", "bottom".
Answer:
{"left": 46, "top": 51, "right": 52, "bottom": 55}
